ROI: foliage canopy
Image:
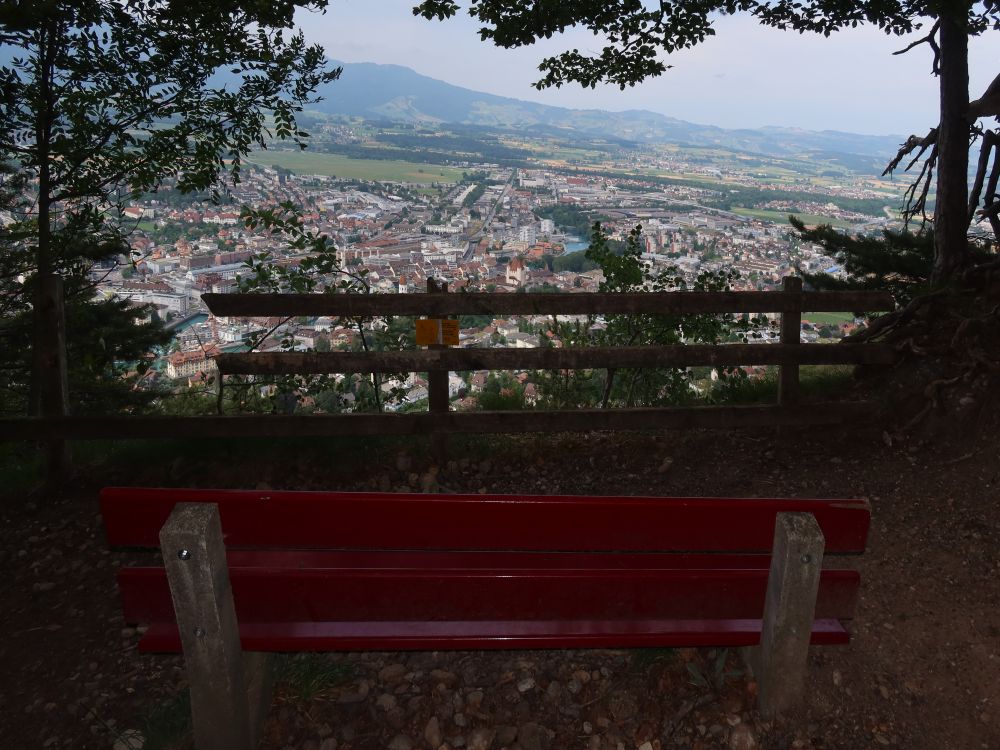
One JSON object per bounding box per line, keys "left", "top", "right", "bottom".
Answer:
{"left": 0, "top": 0, "right": 338, "bottom": 415}
{"left": 414, "top": 1, "right": 996, "bottom": 90}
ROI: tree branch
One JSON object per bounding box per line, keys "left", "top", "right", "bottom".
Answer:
{"left": 883, "top": 128, "right": 938, "bottom": 177}
{"left": 969, "top": 71, "right": 1000, "bottom": 120}
{"left": 892, "top": 19, "right": 940, "bottom": 74}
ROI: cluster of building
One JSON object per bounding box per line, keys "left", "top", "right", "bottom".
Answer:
{"left": 96, "top": 157, "right": 877, "bottom": 402}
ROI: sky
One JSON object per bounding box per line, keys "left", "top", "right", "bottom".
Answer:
{"left": 298, "top": 1, "right": 998, "bottom": 137}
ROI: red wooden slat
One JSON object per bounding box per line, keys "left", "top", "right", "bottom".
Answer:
{"left": 223, "top": 549, "right": 774, "bottom": 570}
{"left": 137, "top": 618, "right": 851, "bottom": 653}
{"left": 101, "top": 488, "right": 870, "bottom": 554}
{"left": 118, "top": 565, "right": 859, "bottom": 624}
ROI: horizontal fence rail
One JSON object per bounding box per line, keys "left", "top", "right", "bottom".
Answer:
{"left": 3, "top": 403, "right": 873, "bottom": 441}
{"left": 5, "top": 279, "right": 899, "bottom": 460}
{"left": 217, "top": 342, "right": 896, "bottom": 376}
{"left": 202, "top": 290, "right": 895, "bottom": 318}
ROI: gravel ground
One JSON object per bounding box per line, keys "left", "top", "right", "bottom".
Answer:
{"left": 1, "top": 423, "right": 998, "bottom": 750}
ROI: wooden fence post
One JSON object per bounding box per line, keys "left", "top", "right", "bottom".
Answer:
{"left": 38, "top": 275, "right": 71, "bottom": 481}
{"left": 160, "top": 503, "right": 272, "bottom": 750}
{"left": 778, "top": 276, "right": 803, "bottom": 407}
{"left": 747, "top": 511, "right": 825, "bottom": 718}
{"left": 426, "top": 278, "right": 449, "bottom": 464}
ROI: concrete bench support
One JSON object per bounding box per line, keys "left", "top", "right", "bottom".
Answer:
{"left": 747, "top": 511, "right": 825, "bottom": 718}
{"left": 161, "top": 503, "right": 272, "bottom": 749}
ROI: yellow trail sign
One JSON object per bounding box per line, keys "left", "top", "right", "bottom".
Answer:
{"left": 415, "top": 318, "right": 459, "bottom": 346}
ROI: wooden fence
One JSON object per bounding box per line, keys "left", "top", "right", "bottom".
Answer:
{"left": 1, "top": 277, "right": 896, "bottom": 461}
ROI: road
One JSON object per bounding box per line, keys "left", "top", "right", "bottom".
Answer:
{"left": 462, "top": 170, "right": 515, "bottom": 261}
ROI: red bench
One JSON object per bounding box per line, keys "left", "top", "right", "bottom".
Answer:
{"left": 102, "top": 488, "right": 870, "bottom": 748}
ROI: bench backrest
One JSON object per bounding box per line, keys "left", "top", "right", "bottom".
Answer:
{"left": 101, "top": 487, "right": 870, "bottom": 553}
{"left": 102, "top": 488, "right": 870, "bottom": 653}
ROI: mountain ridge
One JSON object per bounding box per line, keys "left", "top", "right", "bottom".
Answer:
{"left": 314, "top": 61, "right": 904, "bottom": 161}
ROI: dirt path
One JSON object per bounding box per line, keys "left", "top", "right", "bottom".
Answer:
{"left": 1, "top": 424, "right": 997, "bottom": 749}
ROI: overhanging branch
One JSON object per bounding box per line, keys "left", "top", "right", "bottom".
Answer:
{"left": 892, "top": 19, "right": 940, "bottom": 75}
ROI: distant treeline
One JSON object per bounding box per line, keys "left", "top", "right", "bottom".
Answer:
{"left": 533, "top": 204, "right": 608, "bottom": 239}
{"left": 462, "top": 183, "right": 487, "bottom": 207}
{"left": 572, "top": 169, "right": 893, "bottom": 217}
{"left": 315, "top": 140, "right": 529, "bottom": 168}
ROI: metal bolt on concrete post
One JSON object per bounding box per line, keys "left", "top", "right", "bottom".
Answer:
{"left": 754, "top": 511, "right": 825, "bottom": 718}
{"left": 160, "top": 503, "right": 254, "bottom": 749}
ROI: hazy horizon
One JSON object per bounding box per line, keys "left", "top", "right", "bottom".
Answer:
{"left": 299, "top": 1, "right": 998, "bottom": 137}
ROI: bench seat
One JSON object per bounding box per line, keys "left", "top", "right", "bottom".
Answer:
{"left": 118, "top": 547, "right": 860, "bottom": 652}
{"left": 137, "top": 617, "right": 852, "bottom": 652}
{"left": 100, "top": 486, "right": 870, "bottom": 739}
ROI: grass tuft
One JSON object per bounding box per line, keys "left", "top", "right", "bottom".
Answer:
{"left": 629, "top": 647, "right": 676, "bottom": 671}
{"left": 275, "top": 654, "right": 356, "bottom": 703}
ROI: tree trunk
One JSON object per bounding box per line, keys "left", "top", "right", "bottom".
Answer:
{"left": 931, "top": 9, "right": 970, "bottom": 284}
{"left": 30, "top": 24, "right": 56, "bottom": 418}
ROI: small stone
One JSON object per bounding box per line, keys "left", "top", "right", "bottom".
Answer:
{"left": 419, "top": 467, "right": 439, "bottom": 493}
{"left": 638, "top": 743, "right": 654, "bottom": 750}
{"left": 317, "top": 723, "right": 333, "bottom": 738}
{"left": 479, "top": 459, "right": 493, "bottom": 474}
{"left": 879, "top": 685, "right": 889, "bottom": 699}
{"left": 319, "top": 739, "right": 337, "bottom": 750}
{"left": 495, "top": 726, "right": 517, "bottom": 747}
{"left": 466, "top": 690, "right": 484, "bottom": 708}
{"left": 424, "top": 716, "right": 442, "bottom": 748}
{"left": 725, "top": 714, "right": 741, "bottom": 726}
{"left": 430, "top": 669, "right": 458, "bottom": 686}
{"left": 873, "top": 733, "right": 891, "bottom": 746}
{"left": 657, "top": 457, "right": 673, "bottom": 474}
{"left": 33, "top": 581, "right": 55, "bottom": 592}
{"left": 454, "top": 712, "right": 468, "bottom": 727}
{"left": 517, "top": 722, "right": 551, "bottom": 750}
{"left": 396, "top": 453, "right": 413, "bottom": 472}
{"left": 517, "top": 677, "right": 536, "bottom": 693}
{"left": 582, "top": 722, "right": 593, "bottom": 734}
{"left": 336, "top": 691, "right": 367, "bottom": 705}
{"left": 832, "top": 670, "right": 842, "bottom": 687}
{"left": 607, "top": 690, "right": 638, "bottom": 721}
{"left": 113, "top": 729, "right": 145, "bottom": 750}
{"left": 388, "top": 735, "right": 413, "bottom": 750}
{"left": 468, "top": 727, "right": 495, "bottom": 750}
{"left": 728, "top": 724, "right": 756, "bottom": 750}
{"left": 379, "top": 664, "right": 408, "bottom": 684}
{"left": 572, "top": 670, "right": 591, "bottom": 684}
{"left": 377, "top": 693, "right": 397, "bottom": 711}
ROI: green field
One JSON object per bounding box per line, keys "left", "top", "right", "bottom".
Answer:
{"left": 802, "top": 311, "right": 856, "bottom": 325}
{"left": 247, "top": 151, "right": 466, "bottom": 183}
{"left": 731, "top": 208, "right": 858, "bottom": 229}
